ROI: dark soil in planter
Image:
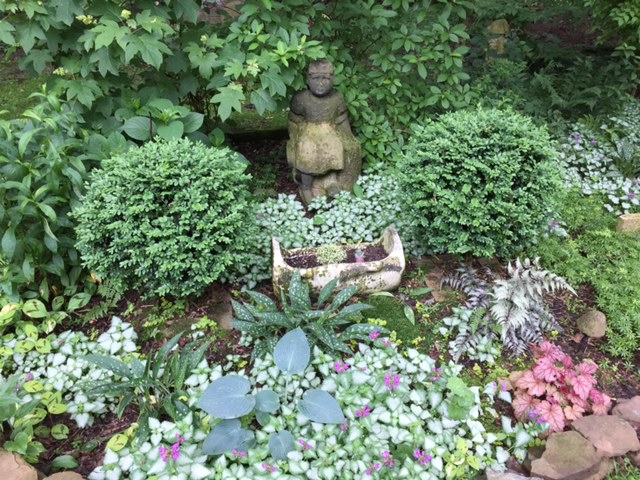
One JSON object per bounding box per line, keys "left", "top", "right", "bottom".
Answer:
{"left": 285, "top": 244, "right": 388, "bottom": 268}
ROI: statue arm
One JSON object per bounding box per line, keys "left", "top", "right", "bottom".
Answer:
{"left": 334, "top": 96, "right": 353, "bottom": 135}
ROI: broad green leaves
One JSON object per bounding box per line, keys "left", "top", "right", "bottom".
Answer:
{"left": 297, "top": 390, "right": 346, "bottom": 424}
{"left": 198, "top": 375, "right": 256, "bottom": 419}
{"left": 274, "top": 328, "right": 310, "bottom": 375}
{"left": 211, "top": 84, "right": 245, "bottom": 122}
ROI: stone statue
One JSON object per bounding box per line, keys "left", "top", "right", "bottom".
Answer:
{"left": 287, "top": 60, "right": 362, "bottom": 204}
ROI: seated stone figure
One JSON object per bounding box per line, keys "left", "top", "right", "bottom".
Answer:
{"left": 287, "top": 60, "right": 362, "bottom": 204}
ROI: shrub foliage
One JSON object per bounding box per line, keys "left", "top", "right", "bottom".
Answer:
{"left": 74, "top": 138, "right": 253, "bottom": 298}
{"left": 398, "top": 108, "right": 562, "bottom": 257}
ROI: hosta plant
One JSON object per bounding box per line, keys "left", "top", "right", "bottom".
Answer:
{"left": 198, "top": 328, "right": 345, "bottom": 460}
{"left": 232, "top": 273, "right": 381, "bottom": 360}
{"left": 512, "top": 342, "right": 612, "bottom": 432}
{"left": 441, "top": 258, "right": 575, "bottom": 358}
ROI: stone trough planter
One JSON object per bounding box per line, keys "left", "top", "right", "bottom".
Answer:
{"left": 272, "top": 227, "right": 405, "bottom": 296}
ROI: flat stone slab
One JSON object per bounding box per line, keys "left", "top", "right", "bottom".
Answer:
{"left": 572, "top": 415, "right": 640, "bottom": 457}
{"left": 486, "top": 470, "right": 542, "bottom": 480}
{"left": 45, "top": 473, "right": 85, "bottom": 480}
{"left": 531, "top": 431, "right": 603, "bottom": 480}
{"left": 0, "top": 450, "right": 38, "bottom": 480}
{"left": 613, "top": 396, "right": 640, "bottom": 428}
{"left": 617, "top": 213, "right": 640, "bottom": 233}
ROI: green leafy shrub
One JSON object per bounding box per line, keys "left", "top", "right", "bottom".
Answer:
{"left": 398, "top": 108, "right": 562, "bottom": 257}
{"left": 74, "top": 138, "right": 254, "bottom": 298}
{"left": 0, "top": 89, "right": 128, "bottom": 301}
{"left": 0, "top": 0, "right": 473, "bottom": 162}
{"left": 232, "top": 273, "right": 380, "bottom": 360}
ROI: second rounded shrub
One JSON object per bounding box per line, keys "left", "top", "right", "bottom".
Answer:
{"left": 74, "top": 138, "right": 254, "bottom": 298}
{"left": 397, "top": 108, "right": 562, "bottom": 257}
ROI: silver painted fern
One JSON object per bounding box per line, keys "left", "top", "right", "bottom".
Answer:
{"left": 441, "top": 258, "right": 575, "bottom": 359}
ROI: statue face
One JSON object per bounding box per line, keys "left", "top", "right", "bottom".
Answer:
{"left": 307, "top": 72, "right": 334, "bottom": 97}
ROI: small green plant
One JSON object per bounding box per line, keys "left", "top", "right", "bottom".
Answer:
{"left": 1, "top": 374, "right": 70, "bottom": 464}
{"left": 198, "top": 328, "right": 345, "bottom": 459}
{"left": 74, "top": 138, "right": 255, "bottom": 298}
{"left": 442, "top": 258, "right": 575, "bottom": 358}
{"left": 141, "top": 299, "right": 187, "bottom": 340}
{"left": 397, "top": 108, "right": 562, "bottom": 257}
{"left": 232, "top": 272, "right": 380, "bottom": 360}
{"left": 316, "top": 244, "right": 347, "bottom": 265}
{"left": 83, "top": 333, "right": 211, "bottom": 441}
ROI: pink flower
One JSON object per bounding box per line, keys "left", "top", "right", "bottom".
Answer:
{"left": 366, "top": 462, "right": 382, "bottom": 475}
{"left": 369, "top": 330, "right": 381, "bottom": 341}
{"left": 384, "top": 371, "right": 401, "bottom": 392}
{"left": 356, "top": 405, "right": 372, "bottom": 418}
{"left": 334, "top": 361, "right": 350, "bottom": 373}
{"left": 171, "top": 442, "right": 181, "bottom": 461}
{"left": 382, "top": 339, "right": 393, "bottom": 347}
{"left": 231, "top": 449, "right": 246, "bottom": 458}
{"left": 382, "top": 450, "right": 395, "bottom": 468}
{"left": 298, "top": 439, "right": 312, "bottom": 450}
{"left": 413, "top": 449, "right": 432, "bottom": 466}
{"left": 159, "top": 446, "right": 169, "bottom": 463}
{"left": 340, "top": 421, "right": 349, "bottom": 432}
{"left": 262, "top": 463, "right": 277, "bottom": 473}
{"left": 628, "top": 193, "right": 637, "bottom": 200}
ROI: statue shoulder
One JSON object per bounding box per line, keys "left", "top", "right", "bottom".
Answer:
{"left": 290, "top": 90, "right": 311, "bottom": 114}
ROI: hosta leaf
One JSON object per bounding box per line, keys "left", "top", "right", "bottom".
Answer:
{"left": 255, "top": 390, "right": 280, "bottom": 414}
{"left": 298, "top": 389, "right": 345, "bottom": 424}
{"left": 202, "top": 419, "right": 255, "bottom": 455}
{"left": 269, "top": 430, "right": 295, "bottom": 460}
{"left": 274, "top": 328, "right": 310, "bottom": 375}
{"left": 198, "top": 375, "right": 255, "bottom": 419}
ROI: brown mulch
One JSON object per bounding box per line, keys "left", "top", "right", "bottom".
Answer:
{"left": 285, "top": 244, "right": 388, "bottom": 269}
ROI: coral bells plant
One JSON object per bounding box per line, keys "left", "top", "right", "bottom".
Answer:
{"left": 512, "top": 342, "right": 612, "bottom": 432}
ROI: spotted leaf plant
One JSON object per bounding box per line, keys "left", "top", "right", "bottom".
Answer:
{"left": 232, "top": 272, "right": 381, "bottom": 361}
{"left": 197, "top": 328, "right": 345, "bottom": 460}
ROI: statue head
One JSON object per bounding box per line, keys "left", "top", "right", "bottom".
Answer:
{"left": 307, "top": 60, "right": 334, "bottom": 97}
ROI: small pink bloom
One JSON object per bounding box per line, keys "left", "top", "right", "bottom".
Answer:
{"left": 159, "top": 446, "right": 169, "bottom": 462}
{"left": 231, "top": 449, "right": 246, "bottom": 458}
{"left": 356, "top": 404, "right": 372, "bottom": 418}
{"left": 334, "top": 361, "right": 350, "bottom": 373}
{"left": 385, "top": 370, "right": 401, "bottom": 392}
{"left": 382, "top": 339, "right": 393, "bottom": 347}
{"left": 262, "top": 463, "right": 277, "bottom": 473}
{"left": 369, "top": 330, "right": 381, "bottom": 341}
{"left": 298, "top": 439, "right": 312, "bottom": 450}
{"left": 413, "top": 449, "right": 432, "bottom": 466}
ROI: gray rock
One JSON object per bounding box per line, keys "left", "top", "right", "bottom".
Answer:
{"left": 612, "top": 396, "right": 640, "bottom": 428}
{"left": 577, "top": 310, "right": 606, "bottom": 338}
{"left": 0, "top": 450, "right": 38, "bottom": 480}
{"left": 530, "top": 431, "right": 604, "bottom": 480}
{"left": 572, "top": 415, "right": 640, "bottom": 457}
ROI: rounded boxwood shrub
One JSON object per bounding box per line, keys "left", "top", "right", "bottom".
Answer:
{"left": 397, "top": 108, "right": 562, "bottom": 258}
{"left": 74, "top": 138, "right": 254, "bottom": 298}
